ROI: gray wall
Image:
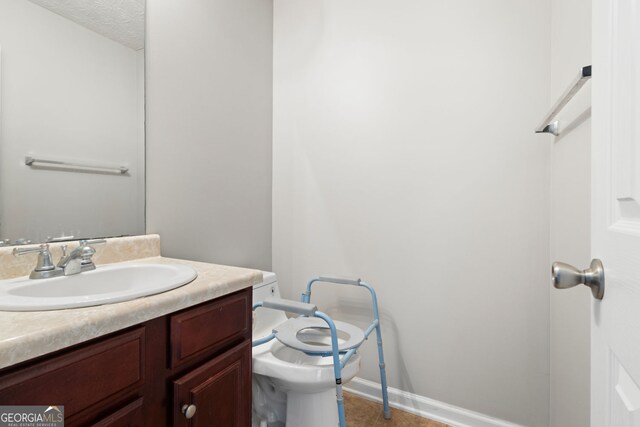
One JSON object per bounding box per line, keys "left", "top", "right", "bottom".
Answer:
{"left": 549, "top": 0, "right": 592, "bottom": 425}
{"left": 145, "top": 0, "right": 273, "bottom": 270}
{"left": 145, "top": 1, "right": 591, "bottom": 424}
{"left": 272, "top": 1, "right": 551, "bottom": 425}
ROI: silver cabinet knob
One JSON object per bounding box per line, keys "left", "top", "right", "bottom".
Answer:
{"left": 552, "top": 259, "right": 605, "bottom": 300}
{"left": 182, "top": 404, "right": 197, "bottom": 419}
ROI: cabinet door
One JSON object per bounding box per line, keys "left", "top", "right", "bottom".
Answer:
{"left": 173, "top": 341, "right": 251, "bottom": 427}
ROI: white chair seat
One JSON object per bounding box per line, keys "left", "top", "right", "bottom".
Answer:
{"left": 273, "top": 317, "right": 365, "bottom": 355}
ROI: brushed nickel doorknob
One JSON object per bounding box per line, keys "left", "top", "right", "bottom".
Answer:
{"left": 552, "top": 259, "right": 605, "bottom": 300}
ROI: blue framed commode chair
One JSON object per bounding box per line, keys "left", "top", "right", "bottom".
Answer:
{"left": 251, "top": 273, "right": 390, "bottom": 427}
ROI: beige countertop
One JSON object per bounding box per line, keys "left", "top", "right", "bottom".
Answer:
{"left": 0, "top": 236, "right": 262, "bottom": 370}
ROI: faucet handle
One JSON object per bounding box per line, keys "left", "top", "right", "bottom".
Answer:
{"left": 13, "top": 244, "right": 56, "bottom": 272}
{"left": 78, "top": 246, "right": 96, "bottom": 265}
{"left": 13, "top": 243, "right": 48, "bottom": 257}
{"left": 76, "top": 239, "right": 106, "bottom": 266}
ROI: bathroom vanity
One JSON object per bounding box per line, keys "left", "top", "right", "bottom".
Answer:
{"left": 0, "top": 235, "right": 260, "bottom": 426}
{"left": 0, "top": 288, "right": 251, "bottom": 426}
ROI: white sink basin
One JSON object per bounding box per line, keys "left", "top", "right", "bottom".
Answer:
{"left": 0, "top": 263, "right": 198, "bottom": 311}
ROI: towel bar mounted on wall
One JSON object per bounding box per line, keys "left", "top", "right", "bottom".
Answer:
{"left": 535, "top": 65, "right": 592, "bottom": 136}
{"left": 25, "top": 156, "right": 129, "bottom": 175}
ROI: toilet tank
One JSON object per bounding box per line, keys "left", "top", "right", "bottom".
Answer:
{"left": 253, "top": 271, "right": 288, "bottom": 340}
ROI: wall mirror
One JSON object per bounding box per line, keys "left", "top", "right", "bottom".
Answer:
{"left": 0, "top": 0, "right": 146, "bottom": 246}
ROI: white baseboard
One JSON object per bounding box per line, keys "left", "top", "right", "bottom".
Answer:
{"left": 343, "top": 377, "right": 524, "bottom": 427}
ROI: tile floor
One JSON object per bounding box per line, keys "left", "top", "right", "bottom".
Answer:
{"left": 344, "top": 392, "right": 449, "bottom": 427}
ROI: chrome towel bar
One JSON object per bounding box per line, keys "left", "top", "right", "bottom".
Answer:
{"left": 25, "top": 156, "right": 129, "bottom": 174}
{"left": 535, "top": 65, "right": 591, "bottom": 136}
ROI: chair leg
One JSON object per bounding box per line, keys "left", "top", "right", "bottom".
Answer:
{"left": 336, "top": 382, "right": 347, "bottom": 427}
{"left": 375, "top": 323, "right": 391, "bottom": 419}
{"left": 316, "top": 311, "right": 348, "bottom": 427}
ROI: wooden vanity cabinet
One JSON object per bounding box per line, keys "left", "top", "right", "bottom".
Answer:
{"left": 0, "top": 287, "right": 252, "bottom": 427}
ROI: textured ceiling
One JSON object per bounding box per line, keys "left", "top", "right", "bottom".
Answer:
{"left": 28, "top": 0, "right": 145, "bottom": 50}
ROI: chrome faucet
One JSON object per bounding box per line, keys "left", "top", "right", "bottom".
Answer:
{"left": 13, "top": 239, "right": 107, "bottom": 279}
{"left": 57, "top": 239, "right": 107, "bottom": 275}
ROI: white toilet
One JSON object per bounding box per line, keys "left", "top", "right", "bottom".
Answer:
{"left": 252, "top": 272, "right": 361, "bottom": 427}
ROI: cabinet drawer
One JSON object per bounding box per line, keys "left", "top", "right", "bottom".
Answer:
{"left": 170, "top": 289, "right": 251, "bottom": 368}
{"left": 91, "top": 398, "right": 144, "bottom": 427}
{"left": 0, "top": 328, "right": 145, "bottom": 420}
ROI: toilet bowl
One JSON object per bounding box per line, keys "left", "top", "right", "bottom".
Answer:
{"left": 252, "top": 272, "right": 361, "bottom": 427}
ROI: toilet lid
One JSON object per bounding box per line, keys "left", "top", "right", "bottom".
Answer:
{"left": 273, "top": 317, "right": 365, "bottom": 355}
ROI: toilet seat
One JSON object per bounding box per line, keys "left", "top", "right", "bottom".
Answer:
{"left": 273, "top": 317, "right": 365, "bottom": 355}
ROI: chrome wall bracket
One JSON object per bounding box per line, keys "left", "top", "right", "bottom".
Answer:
{"left": 539, "top": 120, "right": 560, "bottom": 136}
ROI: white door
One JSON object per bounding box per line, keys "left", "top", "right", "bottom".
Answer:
{"left": 592, "top": 0, "right": 640, "bottom": 425}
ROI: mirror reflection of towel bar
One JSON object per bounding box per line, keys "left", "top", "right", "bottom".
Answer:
{"left": 25, "top": 156, "right": 129, "bottom": 174}
{"left": 535, "top": 65, "right": 592, "bottom": 136}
